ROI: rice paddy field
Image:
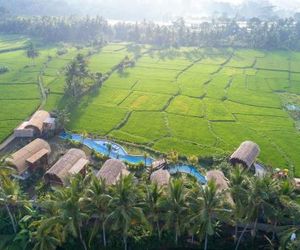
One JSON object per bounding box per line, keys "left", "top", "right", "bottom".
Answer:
{"left": 0, "top": 35, "right": 87, "bottom": 141}
{"left": 1, "top": 35, "right": 300, "bottom": 175}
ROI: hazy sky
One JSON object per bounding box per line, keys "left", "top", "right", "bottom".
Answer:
{"left": 81, "top": 0, "right": 300, "bottom": 10}
{"left": 220, "top": 0, "right": 300, "bottom": 8}
{"left": 69, "top": 0, "right": 300, "bottom": 20}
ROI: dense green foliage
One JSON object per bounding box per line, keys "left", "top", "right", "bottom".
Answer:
{"left": 0, "top": 164, "right": 299, "bottom": 250}
{"left": 1, "top": 16, "right": 300, "bottom": 50}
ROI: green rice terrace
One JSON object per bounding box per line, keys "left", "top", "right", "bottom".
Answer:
{"left": 1, "top": 35, "right": 300, "bottom": 175}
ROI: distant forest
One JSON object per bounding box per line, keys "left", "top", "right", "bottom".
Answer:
{"left": 1, "top": 15, "right": 300, "bottom": 50}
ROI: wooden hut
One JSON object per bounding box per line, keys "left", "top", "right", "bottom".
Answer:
{"left": 206, "top": 170, "right": 234, "bottom": 205}
{"left": 14, "top": 110, "right": 51, "bottom": 137}
{"left": 151, "top": 159, "right": 167, "bottom": 171}
{"left": 150, "top": 169, "right": 170, "bottom": 187}
{"left": 44, "top": 148, "right": 89, "bottom": 186}
{"left": 6, "top": 138, "right": 51, "bottom": 179}
{"left": 230, "top": 141, "right": 260, "bottom": 169}
{"left": 96, "top": 159, "right": 130, "bottom": 185}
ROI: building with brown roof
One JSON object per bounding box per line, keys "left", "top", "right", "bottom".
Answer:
{"left": 44, "top": 148, "right": 89, "bottom": 186}
{"left": 96, "top": 159, "right": 130, "bottom": 185}
{"left": 150, "top": 169, "right": 170, "bottom": 187}
{"left": 14, "top": 110, "right": 54, "bottom": 138}
{"left": 206, "top": 170, "right": 234, "bottom": 205}
{"left": 6, "top": 138, "right": 51, "bottom": 179}
{"left": 151, "top": 159, "right": 167, "bottom": 171}
{"left": 230, "top": 141, "right": 260, "bottom": 169}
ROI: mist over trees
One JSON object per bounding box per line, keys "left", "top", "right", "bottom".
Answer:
{"left": 0, "top": 15, "right": 300, "bottom": 50}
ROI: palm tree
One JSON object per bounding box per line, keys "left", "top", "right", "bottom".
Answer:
{"left": 26, "top": 42, "right": 39, "bottom": 65}
{"left": 76, "top": 54, "right": 89, "bottom": 79}
{"left": 82, "top": 176, "right": 112, "bottom": 247}
{"left": 167, "top": 151, "right": 179, "bottom": 165}
{"left": 31, "top": 219, "right": 63, "bottom": 250}
{"left": 235, "top": 174, "right": 279, "bottom": 250}
{"left": 229, "top": 166, "right": 249, "bottom": 243}
{"left": 279, "top": 226, "right": 300, "bottom": 250}
{"left": 143, "top": 152, "right": 148, "bottom": 166}
{"left": 144, "top": 183, "right": 164, "bottom": 240}
{"left": 54, "top": 109, "right": 70, "bottom": 131}
{"left": 163, "top": 178, "right": 188, "bottom": 245}
{"left": 37, "top": 175, "right": 88, "bottom": 250}
{"left": 106, "top": 174, "right": 147, "bottom": 250}
{"left": 189, "top": 180, "right": 228, "bottom": 250}
{"left": 187, "top": 155, "right": 198, "bottom": 166}
{"left": 106, "top": 143, "right": 112, "bottom": 158}
{"left": 269, "top": 179, "right": 300, "bottom": 241}
{"left": 65, "top": 60, "right": 81, "bottom": 98}
{"left": 0, "top": 165, "right": 22, "bottom": 234}
{"left": 81, "top": 130, "right": 88, "bottom": 144}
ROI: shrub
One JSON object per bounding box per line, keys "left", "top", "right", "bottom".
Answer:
{"left": 127, "top": 162, "right": 145, "bottom": 172}
{"left": 57, "top": 48, "right": 68, "bottom": 56}
{"left": 0, "top": 66, "right": 9, "bottom": 74}
{"left": 91, "top": 150, "right": 108, "bottom": 161}
{"left": 67, "top": 139, "right": 83, "bottom": 148}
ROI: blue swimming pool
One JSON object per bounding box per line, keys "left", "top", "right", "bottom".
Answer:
{"left": 169, "top": 165, "right": 207, "bottom": 184}
{"left": 60, "top": 133, "right": 207, "bottom": 183}
{"left": 60, "top": 132, "right": 154, "bottom": 166}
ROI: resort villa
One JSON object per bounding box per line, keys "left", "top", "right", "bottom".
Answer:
{"left": 206, "top": 170, "right": 234, "bottom": 205}
{"left": 151, "top": 159, "right": 167, "bottom": 171}
{"left": 230, "top": 141, "right": 260, "bottom": 169}
{"left": 44, "top": 148, "right": 89, "bottom": 186}
{"left": 150, "top": 169, "right": 170, "bottom": 187}
{"left": 14, "top": 110, "right": 55, "bottom": 138}
{"left": 6, "top": 138, "right": 51, "bottom": 179}
{"left": 96, "top": 159, "right": 130, "bottom": 185}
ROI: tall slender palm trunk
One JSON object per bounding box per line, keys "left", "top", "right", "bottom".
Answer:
{"left": 156, "top": 221, "right": 161, "bottom": 240}
{"left": 272, "top": 221, "right": 277, "bottom": 240}
{"left": 78, "top": 226, "right": 87, "bottom": 250}
{"left": 0, "top": 180, "right": 17, "bottom": 233}
{"left": 102, "top": 222, "right": 107, "bottom": 247}
{"left": 123, "top": 235, "right": 127, "bottom": 250}
{"left": 204, "top": 233, "right": 208, "bottom": 250}
{"left": 235, "top": 223, "right": 249, "bottom": 250}
{"left": 234, "top": 224, "right": 238, "bottom": 243}
{"left": 5, "top": 203, "right": 17, "bottom": 233}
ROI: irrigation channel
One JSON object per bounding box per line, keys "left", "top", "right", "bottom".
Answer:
{"left": 60, "top": 132, "right": 207, "bottom": 184}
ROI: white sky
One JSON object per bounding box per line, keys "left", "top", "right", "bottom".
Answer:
{"left": 83, "top": 0, "right": 300, "bottom": 9}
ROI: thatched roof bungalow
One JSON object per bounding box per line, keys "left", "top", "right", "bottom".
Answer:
{"left": 96, "top": 159, "right": 130, "bottom": 185}
{"left": 206, "top": 170, "right": 234, "bottom": 205}
{"left": 230, "top": 141, "right": 260, "bottom": 168}
{"left": 24, "top": 110, "right": 50, "bottom": 136}
{"left": 150, "top": 169, "right": 170, "bottom": 187}
{"left": 7, "top": 138, "right": 51, "bottom": 177}
{"left": 151, "top": 159, "right": 167, "bottom": 171}
{"left": 44, "top": 148, "right": 89, "bottom": 186}
{"left": 14, "top": 110, "right": 51, "bottom": 137}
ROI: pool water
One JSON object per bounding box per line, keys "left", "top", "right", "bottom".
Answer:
{"left": 169, "top": 165, "right": 207, "bottom": 184}
{"left": 60, "top": 132, "right": 207, "bottom": 183}
{"left": 60, "top": 132, "right": 154, "bottom": 166}
{"left": 286, "top": 104, "right": 300, "bottom": 111}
